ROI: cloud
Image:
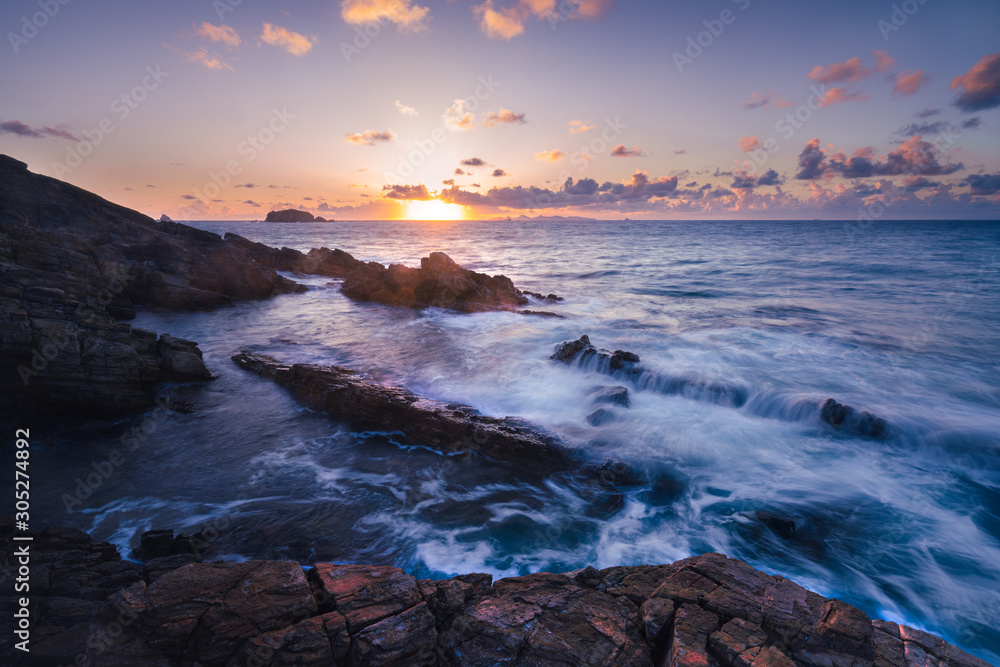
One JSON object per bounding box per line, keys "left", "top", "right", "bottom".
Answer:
{"left": 194, "top": 22, "right": 241, "bottom": 47}
{"left": 897, "top": 120, "right": 949, "bottom": 136}
{"left": 818, "top": 87, "right": 868, "bottom": 107}
{"left": 484, "top": 108, "right": 527, "bottom": 127}
{"left": 951, "top": 51, "right": 1000, "bottom": 112}
{"left": 731, "top": 169, "right": 783, "bottom": 189}
{"left": 962, "top": 116, "right": 981, "bottom": 129}
{"left": 341, "top": 0, "right": 431, "bottom": 31}
{"left": 740, "top": 91, "right": 794, "bottom": 110}
{"left": 739, "top": 135, "right": 761, "bottom": 153}
{"left": 442, "top": 179, "right": 455, "bottom": 185}
{"left": 473, "top": 0, "right": 613, "bottom": 40}
{"left": 444, "top": 99, "right": 476, "bottom": 131}
{"left": 395, "top": 100, "right": 419, "bottom": 116}
{"left": 795, "top": 138, "right": 829, "bottom": 180}
{"left": 808, "top": 50, "right": 892, "bottom": 84}
{"left": 893, "top": 70, "right": 929, "bottom": 96}
{"left": 260, "top": 23, "right": 313, "bottom": 56}
{"left": 382, "top": 184, "right": 433, "bottom": 200}
{"left": 173, "top": 46, "right": 233, "bottom": 70}
{"left": 492, "top": 168, "right": 508, "bottom": 177}
{"left": 916, "top": 108, "right": 941, "bottom": 118}
{"left": 673, "top": 149, "right": 687, "bottom": 155}
{"left": 461, "top": 157, "right": 487, "bottom": 167}
{"left": 344, "top": 130, "right": 396, "bottom": 146}
{"left": 902, "top": 176, "right": 940, "bottom": 191}
{"left": 611, "top": 144, "right": 643, "bottom": 158}
{"left": 455, "top": 168, "right": 466, "bottom": 175}
{"left": 474, "top": 1, "right": 525, "bottom": 39}
{"left": 0, "top": 119, "right": 77, "bottom": 140}
{"left": 569, "top": 120, "right": 597, "bottom": 134}
{"left": 796, "top": 136, "right": 964, "bottom": 180}
{"left": 535, "top": 149, "right": 565, "bottom": 162}
{"left": 961, "top": 173, "right": 1000, "bottom": 196}
{"left": 180, "top": 194, "right": 199, "bottom": 200}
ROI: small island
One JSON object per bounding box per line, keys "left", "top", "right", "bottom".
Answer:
{"left": 264, "top": 208, "right": 332, "bottom": 223}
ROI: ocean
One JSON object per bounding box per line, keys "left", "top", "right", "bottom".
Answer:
{"left": 28, "top": 219, "right": 1000, "bottom": 661}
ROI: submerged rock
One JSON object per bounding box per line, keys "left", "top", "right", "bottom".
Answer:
{"left": 341, "top": 251, "right": 537, "bottom": 313}
{"left": 820, "top": 398, "right": 891, "bottom": 439}
{"left": 232, "top": 351, "right": 576, "bottom": 471}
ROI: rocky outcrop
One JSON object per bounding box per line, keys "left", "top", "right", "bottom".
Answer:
{"left": 341, "top": 252, "right": 535, "bottom": 313}
{"left": 231, "top": 351, "right": 575, "bottom": 471}
{"left": 265, "top": 209, "right": 318, "bottom": 222}
{"left": 820, "top": 398, "right": 890, "bottom": 439}
{"left": 1, "top": 523, "right": 989, "bottom": 667}
{"left": 0, "top": 155, "right": 313, "bottom": 415}
{"left": 222, "top": 233, "right": 367, "bottom": 278}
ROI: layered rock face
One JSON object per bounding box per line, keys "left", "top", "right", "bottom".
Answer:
{"left": 341, "top": 251, "right": 532, "bottom": 312}
{"left": 232, "top": 351, "right": 575, "bottom": 471}
{"left": 0, "top": 155, "right": 307, "bottom": 414}
{"left": 1, "top": 523, "right": 988, "bottom": 667}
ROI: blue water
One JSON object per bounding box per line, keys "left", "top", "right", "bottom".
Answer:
{"left": 28, "top": 219, "right": 1000, "bottom": 661}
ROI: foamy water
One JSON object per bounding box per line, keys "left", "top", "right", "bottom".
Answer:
{"left": 26, "top": 219, "right": 1000, "bottom": 660}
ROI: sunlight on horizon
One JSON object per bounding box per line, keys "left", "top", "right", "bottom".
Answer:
{"left": 404, "top": 199, "right": 467, "bottom": 221}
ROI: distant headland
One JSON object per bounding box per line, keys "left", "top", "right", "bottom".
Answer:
{"left": 264, "top": 208, "right": 332, "bottom": 222}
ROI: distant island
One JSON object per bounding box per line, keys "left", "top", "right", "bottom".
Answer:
{"left": 264, "top": 208, "right": 331, "bottom": 222}
{"left": 495, "top": 214, "right": 597, "bottom": 222}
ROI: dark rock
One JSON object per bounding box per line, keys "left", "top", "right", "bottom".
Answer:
{"left": 587, "top": 407, "right": 617, "bottom": 426}
{"left": 594, "top": 459, "right": 647, "bottom": 487}
{"left": 590, "top": 385, "right": 631, "bottom": 407}
{"left": 518, "top": 309, "right": 564, "bottom": 318}
{"left": 754, "top": 511, "right": 797, "bottom": 539}
{"left": 232, "top": 351, "right": 577, "bottom": 471}
{"left": 820, "top": 398, "right": 891, "bottom": 439}
{"left": 341, "top": 251, "right": 532, "bottom": 313}
{"left": 0, "top": 154, "right": 305, "bottom": 416}
{"left": 265, "top": 208, "right": 317, "bottom": 222}
{"left": 522, "top": 290, "right": 564, "bottom": 302}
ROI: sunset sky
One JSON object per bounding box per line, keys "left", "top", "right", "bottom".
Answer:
{"left": 1, "top": 0, "right": 999, "bottom": 220}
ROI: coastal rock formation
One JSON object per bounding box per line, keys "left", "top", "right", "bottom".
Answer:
{"left": 820, "top": 398, "right": 890, "bottom": 439}
{"left": 0, "top": 154, "right": 306, "bottom": 414}
{"left": 341, "top": 251, "right": 533, "bottom": 313}
{"left": 231, "top": 351, "right": 575, "bottom": 471}
{"left": 1, "top": 522, "right": 989, "bottom": 667}
{"left": 265, "top": 208, "right": 318, "bottom": 222}
{"left": 223, "top": 233, "right": 367, "bottom": 278}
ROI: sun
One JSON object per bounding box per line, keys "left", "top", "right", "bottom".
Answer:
{"left": 405, "top": 199, "right": 466, "bottom": 221}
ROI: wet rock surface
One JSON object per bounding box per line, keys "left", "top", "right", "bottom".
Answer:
{"left": 232, "top": 351, "right": 576, "bottom": 471}
{"left": 0, "top": 155, "right": 304, "bottom": 415}
{"left": 341, "top": 251, "right": 537, "bottom": 313}
{"left": 1, "top": 522, "right": 989, "bottom": 667}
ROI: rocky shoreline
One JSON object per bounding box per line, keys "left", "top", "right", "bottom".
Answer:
{"left": 0, "top": 521, "right": 990, "bottom": 666}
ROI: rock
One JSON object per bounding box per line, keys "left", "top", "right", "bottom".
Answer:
{"left": 265, "top": 208, "right": 317, "bottom": 222}
{"left": 551, "top": 335, "right": 642, "bottom": 371}
{"left": 754, "top": 511, "right": 797, "bottom": 539}
{"left": 341, "top": 251, "right": 533, "bottom": 313}
{"left": 587, "top": 407, "right": 618, "bottom": 426}
{"left": 0, "top": 154, "right": 305, "bottom": 416}
{"left": 222, "top": 234, "right": 367, "bottom": 279}
{"left": 590, "top": 385, "right": 631, "bottom": 407}
{"left": 518, "top": 309, "right": 564, "bottom": 318}
{"left": 158, "top": 214, "right": 172, "bottom": 222}
{"left": 820, "top": 398, "right": 891, "bottom": 439}
{"left": 232, "top": 351, "right": 577, "bottom": 471}
{"left": 3, "top": 524, "right": 990, "bottom": 667}
{"left": 522, "top": 291, "right": 564, "bottom": 302}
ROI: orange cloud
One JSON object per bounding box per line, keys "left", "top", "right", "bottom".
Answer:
{"left": 569, "top": 120, "right": 597, "bottom": 134}
{"left": 484, "top": 108, "right": 527, "bottom": 127}
{"left": 444, "top": 100, "right": 476, "bottom": 131}
{"left": 344, "top": 130, "right": 396, "bottom": 146}
{"left": 951, "top": 51, "right": 1000, "bottom": 111}
{"left": 535, "top": 149, "right": 565, "bottom": 162}
{"left": 808, "top": 50, "right": 892, "bottom": 84}
{"left": 473, "top": 0, "right": 614, "bottom": 40}
{"left": 818, "top": 87, "right": 869, "bottom": 107}
{"left": 175, "top": 46, "right": 233, "bottom": 70}
{"left": 611, "top": 144, "right": 643, "bottom": 157}
{"left": 194, "top": 22, "right": 241, "bottom": 48}
{"left": 341, "top": 0, "right": 431, "bottom": 31}
{"left": 474, "top": 1, "right": 525, "bottom": 40}
{"left": 893, "top": 70, "right": 929, "bottom": 96}
{"left": 260, "top": 23, "right": 313, "bottom": 56}
{"left": 739, "top": 135, "right": 761, "bottom": 152}
{"left": 740, "top": 91, "right": 793, "bottom": 110}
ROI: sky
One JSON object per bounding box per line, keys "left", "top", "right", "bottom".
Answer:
{"left": 1, "top": 0, "right": 999, "bottom": 220}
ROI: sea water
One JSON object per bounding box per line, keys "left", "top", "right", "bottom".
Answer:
{"left": 26, "top": 219, "right": 1000, "bottom": 660}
